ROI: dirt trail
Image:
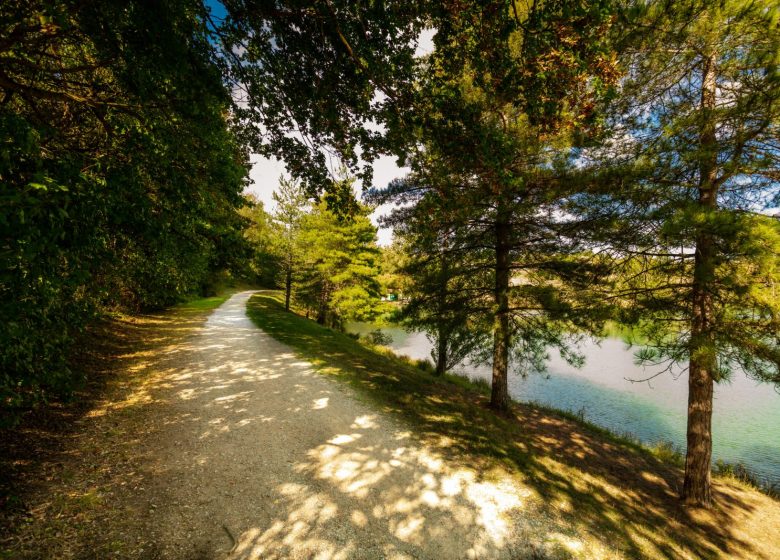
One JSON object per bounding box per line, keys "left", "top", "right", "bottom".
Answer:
{"left": 5, "top": 290, "right": 780, "bottom": 559}
{"left": 134, "top": 291, "right": 560, "bottom": 559}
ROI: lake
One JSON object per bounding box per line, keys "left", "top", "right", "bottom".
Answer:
{"left": 347, "top": 323, "right": 780, "bottom": 486}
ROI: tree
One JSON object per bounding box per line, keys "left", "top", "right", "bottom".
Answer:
{"left": 394, "top": 224, "right": 491, "bottom": 377}
{"left": 373, "top": 0, "right": 619, "bottom": 410}
{"left": 271, "top": 176, "right": 310, "bottom": 310}
{"left": 239, "top": 195, "right": 282, "bottom": 287}
{"left": 213, "top": 0, "right": 428, "bottom": 195}
{"left": 377, "top": 240, "right": 412, "bottom": 302}
{"left": 1, "top": 1, "right": 249, "bottom": 419}
{"left": 581, "top": 0, "right": 780, "bottom": 505}
{"left": 296, "top": 179, "right": 382, "bottom": 328}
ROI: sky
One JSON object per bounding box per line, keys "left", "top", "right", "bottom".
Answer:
{"left": 246, "top": 154, "right": 408, "bottom": 246}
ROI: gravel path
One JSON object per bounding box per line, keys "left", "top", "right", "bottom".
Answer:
{"left": 141, "top": 291, "right": 545, "bottom": 559}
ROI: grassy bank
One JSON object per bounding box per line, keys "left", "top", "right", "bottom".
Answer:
{"left": 247, "top": 291, "right": 780, "bottom": 560}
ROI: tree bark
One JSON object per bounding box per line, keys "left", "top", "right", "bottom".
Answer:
{"left": 435, "top": 330, "right": 448, "bottom": 376}
{"left": 316, "top": 283, "right": 329, "bottom": 325}
{"left": 490, "top": 210, "right": 511, "bottom": 411}
{"left": 284, "top": 262, "right": 292, "bottom": 311}
{"left": 434, "top": 253, "right": 449, "bottom": 377}
{"left": 682, "top": 49, "right": 718, "bottom": 507}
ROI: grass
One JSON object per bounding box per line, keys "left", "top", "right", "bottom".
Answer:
{"left": 247, "top": 291, "right": 780, "bottom": 560}
{"left": 174, "top": 292, "right": 233, "bottom": 312}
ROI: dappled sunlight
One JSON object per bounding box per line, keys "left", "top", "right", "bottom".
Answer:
{"left": 99, "top": 291, "right": 609, "bottom": 559}
{"left": 229, "top": 416, "right": 545, "bottom": 559}
{"left": 34, "top": 291, "right": 777, "bottom": 560}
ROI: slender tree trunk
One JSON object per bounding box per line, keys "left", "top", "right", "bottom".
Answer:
{"left": 284, "top": 260, "right": 292, "bottom": 311}
{"left": 682, "top": 50, "right": 718, "bottom": 507}
{"left": 316, "top": 282, "right": 329, "bottom": 325}
{"left": 435, "top": 329, "right": 448, "bottom": 376}
{"left": 491, "top": 210, "right": 511, "bottom": 411}
{"left": 434, "top": 254, "right": 449, "bottom": 377}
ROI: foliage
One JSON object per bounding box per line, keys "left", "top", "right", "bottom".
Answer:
{"left": 0, "top": 1, "right": 249, "bottom": 420}
{"left": 371, "top": 0, "right": 619, "bottom": 406}
{"left": 238, "top": 195, "right": 283, "bottom": 287}
{"left": 589, "top": 0, "right": 780, "bottom": 382}
{"left": 377, "top": 239, "right": 412, "bottom": 299}
{"left": 214, "top": 0, "right": 428, "bottom": 195}
{"left": 271, "top": 176, "right": 310, "bottom": 309}
{"left": 362, "top": 329, "right": 394, "bottom": 347}
{"left": 572, "top": 0, "right": 780, "bottom": 504}
{"left": 389, "top": 222, "right": 492, "bottom": 376}
{"left": 295, "top": 181, "right": 383, "bottom": 327}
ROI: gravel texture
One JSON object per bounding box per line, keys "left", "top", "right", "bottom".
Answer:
{"left": 137, "top": 291, "right": 561, "bottom": 559}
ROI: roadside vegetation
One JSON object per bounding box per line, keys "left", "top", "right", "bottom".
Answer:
{"left": 0, "top": 293, "right": 233, "bottom": 558}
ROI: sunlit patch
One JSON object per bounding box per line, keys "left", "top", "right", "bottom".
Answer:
{"left": 418, "top": 454, "right": 443, "bottom": 473}
{"left": 334, "top": 460, "right": 363, "bottom": 481}
{"left": 391, "top": 447, "right": 408, "bottom": 458}
{"left": 278, "top": 482, "right": 306, "bottom": 496}
{"left": 394, "top": 515, "right": 424, "bottom": 540}
{"left": 312, "top": 397, "right": 329, "bottom": 410}
{"left": 351, "top": 509, "right": 368, "bottom": 527}
{"left": 329, "top": 433, "right": 361, "bottom": 445}
{"left": 420, "top": 473, "right": 437, "bottom": 488}
{"left": 465, "top": 480, "right": 524, "bottom": 544}
{"left": 546, "top": 532, "right": 585, "bottom": 554}
{"left": 420, "top": 490, "right": 440, "bottom": 506}
{"left": 351, "top": 414, "right": 378, "bottom": 429}
{"left": 440, "top": 472, "right": 471, "bottom": 496}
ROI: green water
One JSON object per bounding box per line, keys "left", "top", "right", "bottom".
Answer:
{"left": 348, "top": 323, "right": 780, "bottom": 485}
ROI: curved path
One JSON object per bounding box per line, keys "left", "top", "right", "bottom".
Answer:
{"left": 142, "top": 291, "right": 554, "bottom": 559}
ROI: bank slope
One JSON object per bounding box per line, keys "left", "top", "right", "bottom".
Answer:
{"left": 247, "top": 291, "right": 780, "bottom": 560}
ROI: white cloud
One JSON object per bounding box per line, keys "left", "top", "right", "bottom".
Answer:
{"left": 245, "top": 153, "right": 288, "bottom": 211}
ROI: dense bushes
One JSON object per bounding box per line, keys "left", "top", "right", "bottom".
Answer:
{"left": 0, "top": 1, "right": 249, "bottom": 420}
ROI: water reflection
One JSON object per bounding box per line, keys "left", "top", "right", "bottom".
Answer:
{"left": 347, "top": 323, "right": 780, "bottom": 485}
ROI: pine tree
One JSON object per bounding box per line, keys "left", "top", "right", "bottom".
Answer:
{"left": 374, "top": 0, "right": 619, "bottom": 410}
{"left": 296, "top": 178, "right": 382, "bottom": 327}
{"left": 582, "top": 0, "right": 780, "bottom": 506}
{"left": 238, "top": 195, "right": 282, "bottom": 287}
{"left": 271, "top": 176, "right": 309, "bottom": 310}
{"left": 388, "top": 206, "right": 492, "bottom": 377}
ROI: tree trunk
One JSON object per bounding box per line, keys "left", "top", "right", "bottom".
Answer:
{"left": 490, "top": 212, "right": 511, "bottom": 411}
{"left": 284, "top": 263, "right": 292, "bottom": 311}
{"left": 316, "top": 283, "right": 329, "bottom": 325}
{"left": 435, "top": 330, "right": 448, "bottom": 376}
{"left": 682, "top": 49, "right": 718, "bottom": 507}
{"left": 434, "top": 253, "right": 449, "bottom": 377}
